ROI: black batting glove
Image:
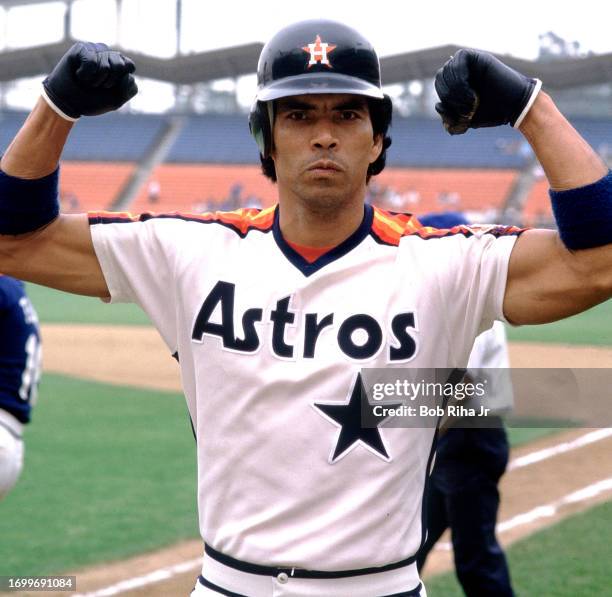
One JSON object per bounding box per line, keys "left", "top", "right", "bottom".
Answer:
{"left": 42, "top": 42, "right": 138, "bottom": 120}
{"left": 434, "top": 48, "right": 541, "bottom": 135}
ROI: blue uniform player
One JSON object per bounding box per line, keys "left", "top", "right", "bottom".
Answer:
{"left": 0, "top": 275, "right": 42, "bottom": 500}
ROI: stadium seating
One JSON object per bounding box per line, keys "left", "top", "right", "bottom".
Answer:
{"left": 522, "top": 178, "right": 554, "bottom": 227}
{"left": 1, "top": 110, "right": 162, "bottom": 211}
{"left": 374, "top": 168, "right": 517, "bottom": 215}
{"left": 386, "top": 118, "right": 530, "bottom": 169}
{"left": 166, "top": 114, "right": 255, "bottom": 164}
{"left": 59, "top": 162, "right": 135, "bottom": 213}
{"left": 1, "top": 110, "right": 166, "bottom": 162}
{"left": 129, "top": 164, "right": 277, "bottom": 214}
{"left": 520, "top": 118, "right": 612, "bottom": 227}
{"left": 64, "top": 112, "right": 167, "bottom": 161}
{"left": 0, "top": 111, "right": 28, "bottom": 150}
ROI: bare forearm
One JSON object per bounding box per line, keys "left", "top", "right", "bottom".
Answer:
{"left": 506, "top": 94, "right": 612, "bottom": 324}
{"left": 1, "top": 98, "right": 73, "bottom": 179}
{"left": 519, "top": 92, "right": 607, "bottom": 190}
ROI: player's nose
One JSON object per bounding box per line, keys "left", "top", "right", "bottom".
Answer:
{"left": 310, "top": 119, "right": 338, "bottom": 150}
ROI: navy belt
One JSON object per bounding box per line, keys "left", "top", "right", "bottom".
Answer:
{"left": 204, "top": 543, "right": 418, "bottom": 579}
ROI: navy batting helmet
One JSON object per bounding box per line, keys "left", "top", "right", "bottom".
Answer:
{"left": 249, "top": 19, "right": 392, "bottom": 159}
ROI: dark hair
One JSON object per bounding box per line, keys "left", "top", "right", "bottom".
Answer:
{"left": 259, "top": 95, "right": 393, "bottom": 184}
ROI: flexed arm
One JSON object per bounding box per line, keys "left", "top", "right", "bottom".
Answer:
{"left": 0, "top": 43, "right": 137, "bottom": 297}
{"left": 435, "top": 50, "right": 612, "bottom": 324}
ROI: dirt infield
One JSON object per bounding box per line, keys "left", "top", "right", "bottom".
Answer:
{"left": 41, "top": 325, "right": 183, "bottom": 392}
{"left": 25, "top": 324, "right": 612, "bottom": 596}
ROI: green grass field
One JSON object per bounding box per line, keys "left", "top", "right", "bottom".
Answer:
{"left": 506, "top": 426, "right": 562, "bottom": 447}
{"left": 505, "top": 299, "right": 612, "bottom": 346}
{"left": 425, "top": 500, "right": 612, "bottom": 597}
{"left": 25, "top": 283, "right": 150, "bottom": 326}
{"left": 0, "top": 374, "right": 198, "bottom": 575}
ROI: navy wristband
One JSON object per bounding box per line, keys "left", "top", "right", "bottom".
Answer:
{"left": 0, "top": 167, "right": 60, "bottom": 235}
{"left": 550, "top": 170, "right": 612, "bottom": 250}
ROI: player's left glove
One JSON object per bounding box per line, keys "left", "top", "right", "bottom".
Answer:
{"left": 434, "top": 48, "right": 541, "bottom": 135}
{"left": 41, "top": 41, "right": 137, "bottom": 121}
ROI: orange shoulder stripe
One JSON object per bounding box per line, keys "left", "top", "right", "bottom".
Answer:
{"left": 370, "top": 207, "right": 524, "bottom": 244}
{"left": 371, "top": 207, "right": 422, "bottom": 246}
{"left": 88, "top": 206, "right": 276, "bottom": 237}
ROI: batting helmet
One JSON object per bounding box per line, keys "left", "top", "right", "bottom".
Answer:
{"left": 249, "top": 19, "right": 392, "bottom": 159}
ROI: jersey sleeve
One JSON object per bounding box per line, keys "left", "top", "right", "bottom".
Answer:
{"left": 413, "top": 225, "right": 522, "bottom": 363}
{"left": 452, "top": 226, "right": 519, "bottom": 331}
{"left": 89, "top": 214, "right": 182, "bottom": 352}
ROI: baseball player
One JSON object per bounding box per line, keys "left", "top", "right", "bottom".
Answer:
{"left": 0, "top": 20, "right": 610, "bottom": 597}
{"left": 0, "top": 274, "right": 42, "bottom": 500}
{"left": 416, "top": 211, "right": 515, "bottom": 596}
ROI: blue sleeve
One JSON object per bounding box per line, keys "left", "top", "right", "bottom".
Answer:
{"left": 0, "top": 277, "right": 41, "bottom": 423}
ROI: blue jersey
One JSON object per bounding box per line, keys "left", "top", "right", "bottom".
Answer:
{"left": 0, "top": 276, "right": 41, "bottom": 424}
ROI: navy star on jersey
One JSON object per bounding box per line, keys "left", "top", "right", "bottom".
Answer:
{"left": 313, "top": 373, "right": 400, "bottom": 464}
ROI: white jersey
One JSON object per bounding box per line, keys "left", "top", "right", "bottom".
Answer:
{"left": 468, "top": 321, "right": 511, "bottom": 370}
{"left": 89, "top": 203, "right": 521, "bottom": 571}
{"left": 467, "top": 321, "right": 514, "bottom": 415}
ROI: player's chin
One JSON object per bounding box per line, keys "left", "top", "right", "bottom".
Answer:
{"left": 299, "top": 187, "right": 353, "bottom": 213}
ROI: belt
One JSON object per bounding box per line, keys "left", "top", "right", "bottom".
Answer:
{"left": 200, "top": 544, "right": 423, "bottom": 597}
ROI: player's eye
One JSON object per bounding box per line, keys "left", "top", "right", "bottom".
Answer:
{"left": 287, "top": 111, "right": 308, "bottom": 121}
{"left": 339, "top": 110, "right": 360, "bottom": 121}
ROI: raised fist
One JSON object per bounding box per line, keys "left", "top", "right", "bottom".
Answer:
{"left": 42, "top": 42, "right": 138, "bottom": 120}
{"left": 434, "top": 49, "right": 541, "bottom": 135}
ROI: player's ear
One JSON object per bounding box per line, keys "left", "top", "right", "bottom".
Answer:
{"left": 369, "top": 133, "right": 384, "bottom": 164}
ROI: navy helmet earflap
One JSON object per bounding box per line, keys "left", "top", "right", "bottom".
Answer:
{"left": 248, "top": 101, "right": 275, "bottom": 158}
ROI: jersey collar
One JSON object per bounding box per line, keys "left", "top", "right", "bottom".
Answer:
{"left": 272, "top": 204, "right": 374, "bottom": 277}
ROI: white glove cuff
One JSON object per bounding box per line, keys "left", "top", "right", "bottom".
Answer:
{"left": 40, "top": 85, "right": 79, "bottom": 122}
{"left": 513, "top": 79, "right": 542, "bottom": 129}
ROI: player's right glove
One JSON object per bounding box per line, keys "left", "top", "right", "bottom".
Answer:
{"left": 434, "top": 48, "right": 541, "bottom": 135}
{"left": 41, "top": 42, "right": 138, "bottom": 121}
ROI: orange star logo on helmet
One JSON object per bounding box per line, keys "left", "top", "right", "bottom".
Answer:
{"left": 302, "top": 35, "right": 337, "bottom": 68}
